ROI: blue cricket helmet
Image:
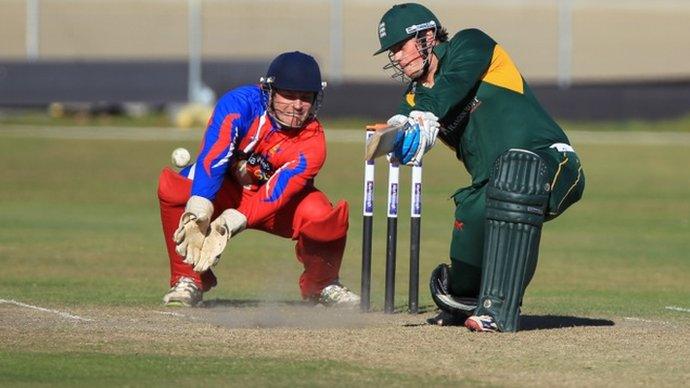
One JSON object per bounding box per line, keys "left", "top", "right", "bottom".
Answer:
{"left": 264, "top": 51, "right": 323, "bottom": 93}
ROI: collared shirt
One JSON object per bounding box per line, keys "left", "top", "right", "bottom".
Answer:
{"left": 397, "top": 28, "right": 571, "bottom": 184}
{"left": 181, "top": 85, "right": 325, "bottom": 226}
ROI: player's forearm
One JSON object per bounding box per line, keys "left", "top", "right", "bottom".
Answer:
{"left": 189, "top": 162, "right": 228, "bottom": 201}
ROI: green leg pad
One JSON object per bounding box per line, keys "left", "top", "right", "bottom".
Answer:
{"left": 476, "top": 149, "right": 549, "bottom": 332}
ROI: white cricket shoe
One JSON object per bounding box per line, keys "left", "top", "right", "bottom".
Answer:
{"left": 319, "top": 283, "right": 361, "bottom": 308}
{"left": 163, "top": 276, "right": 203, "bottom": 307}
{"left": 464, "top": 315, "right": 500, "bottom": 332}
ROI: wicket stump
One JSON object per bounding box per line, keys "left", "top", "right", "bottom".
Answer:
{"left": 361, "top": 128, "right": 422, "bottom": 314}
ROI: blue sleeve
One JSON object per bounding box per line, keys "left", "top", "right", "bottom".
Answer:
{"left": 190, "top": 86, "right": 258, "bottom": 200}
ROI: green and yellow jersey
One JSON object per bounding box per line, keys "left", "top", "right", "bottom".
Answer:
{"left": 399, "top": 28, "right": 570, "bottom": 184}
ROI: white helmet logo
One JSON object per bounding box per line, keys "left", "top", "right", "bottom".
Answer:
{"left": 378, "top": 22, "right": 387, "bottom": 38}
{"left": 405, "top": 20, "right": 436, "bottom": 34}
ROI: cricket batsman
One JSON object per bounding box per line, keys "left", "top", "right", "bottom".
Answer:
{"left": 373, "top": 3, "right": 585, "bottom": 332}
{"left": 157, "top": 51, "right": 359, "bottom": 308}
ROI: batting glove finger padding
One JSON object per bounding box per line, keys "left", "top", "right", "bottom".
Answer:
{"left": 386, "top": 113, "right": 408, "bottom": 127}
{"left": 195, "top": 209, "right": 247, "bottom": 273}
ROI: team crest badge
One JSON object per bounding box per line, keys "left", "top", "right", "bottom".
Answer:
{"left": 378, "top": 22, "right": 387, "bottom": 38}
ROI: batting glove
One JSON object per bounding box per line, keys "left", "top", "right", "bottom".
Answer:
{"left": 194, "top": 209, "right": 247, "bottom": 272}
{"left": 173, "top": 196, "right": 213, "bottom": 266}
{"left": 409, "top": 110, "right": 440, "bottom": 163}
{"left": 393, "top": 110, "right": 440, "bottom": 165}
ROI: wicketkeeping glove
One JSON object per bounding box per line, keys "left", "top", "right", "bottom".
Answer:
{"left": 173, "top": 195, "right": 213, "bottom": 266}
{"left": 193, "top": 209, "right": 247, "bottom": 272}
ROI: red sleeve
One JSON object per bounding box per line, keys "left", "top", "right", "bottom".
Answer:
{"left": 237, "top": 126, "right": 326, "bottom": 226}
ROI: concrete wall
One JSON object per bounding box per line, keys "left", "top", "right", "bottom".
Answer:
{"left": 1, "top": 0, "right": 690, "bottom": 82}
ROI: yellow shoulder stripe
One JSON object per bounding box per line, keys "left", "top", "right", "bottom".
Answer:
{"left": 405, "top": 92, "right": 415, "bottom": 107}
{"left": 481, "top": 45, "right": 524, "bottom": 94}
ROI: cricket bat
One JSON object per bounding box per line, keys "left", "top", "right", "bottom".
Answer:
{"left": 364, "top": 123, "right": 404, "bottom": 160}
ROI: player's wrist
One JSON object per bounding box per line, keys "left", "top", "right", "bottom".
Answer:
{"left": 185, "top": 195, "right": 214, "bottom": 221}
{"left": 217, "top": 209, "right": 248, "bottom": 239}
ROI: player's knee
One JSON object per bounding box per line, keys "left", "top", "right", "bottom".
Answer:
{"left": 299, "top": 199, "right": 332, "bottom": 220}
{"left": 296, "top": 200, "right": 349, "bottom": 242}
{"left": 157, "top": 168, "right": 191, "bottom": 205}
{"left": 487, "top": 148, "right": 550, "bottom": 226}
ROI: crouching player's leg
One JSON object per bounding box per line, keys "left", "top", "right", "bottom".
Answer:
{"left": 465, "top": 147, "right": 584, "bottom": 332}
{"left": 288, "top": 190, "right": 359, "bottom": 308}
{"left": 157, "top": 167, "right": 219, "bottom": 306}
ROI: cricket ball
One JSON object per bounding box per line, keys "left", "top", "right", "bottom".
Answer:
{"left": 171, "top": 147, "right": 192, "bottom": 168}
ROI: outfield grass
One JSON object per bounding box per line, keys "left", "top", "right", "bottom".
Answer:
{"left": 0, "top": 352, "right": 465, "bottom": 387}
{"left": 1, "top": 132, "right": 687, "bottom": 311}
{"left": 2, "top": 109, "right": 690, "bottom": 132}
{"left": 1, "top": 127, "right": 689, "bottom": 386}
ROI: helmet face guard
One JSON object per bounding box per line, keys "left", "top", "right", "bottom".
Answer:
{"left": 374, "top": 3, "right": 441, "bottom": 82}
{"left": 383, "top": 25, "right": 437, "bottom": 83}
{"left": 260, "top": 51, "right": 326, "bottom": 129}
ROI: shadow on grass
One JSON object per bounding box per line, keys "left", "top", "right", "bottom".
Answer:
{"left": 417, "top": 310, "right": 615, "bottom": 330}
{"left": 520, "top": 315, "right": 615, "bottom": 331}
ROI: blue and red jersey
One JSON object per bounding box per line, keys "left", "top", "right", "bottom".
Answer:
{"left": 181, "top": 85, "right": 326, "bottom": 226}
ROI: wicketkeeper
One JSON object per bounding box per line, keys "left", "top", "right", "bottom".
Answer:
{"left": 157, "top": 51, "right": 359, "bottom": 307}
{"left": 373, "top": 3, "right": 585, "bottom": 332}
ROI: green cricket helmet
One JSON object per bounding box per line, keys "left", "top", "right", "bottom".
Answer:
{"left": 374, "top": 3, "right": 441, "bottom": 55}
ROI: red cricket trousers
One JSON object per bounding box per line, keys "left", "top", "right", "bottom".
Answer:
{"left": 157, "top": 168, "right": 348, "bottom": 299}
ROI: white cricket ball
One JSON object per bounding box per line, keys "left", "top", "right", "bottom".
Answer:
{"left": 171, "top": 147, "right": 192, "bottom": 167}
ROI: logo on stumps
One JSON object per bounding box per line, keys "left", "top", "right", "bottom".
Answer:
{"left": 364, "top": 181, "right": 374, "bottom": 215}
{"left": 412, "top": 183, "right": 422, "bottom": 217}
{"left": 388, "top": 183, "right": 398, "bottom": 216}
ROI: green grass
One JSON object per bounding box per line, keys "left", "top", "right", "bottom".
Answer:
{"left": 1, "top": 128, "right": 689, "bottom": 385}
{"left": 0, "top": 109, "right": 173, "bottom": 128}
{"left": 3, "top": 109, "right": 690, "bottom": 131}
{"left": 0, "top": 352, "right": 463, "bottom": 387}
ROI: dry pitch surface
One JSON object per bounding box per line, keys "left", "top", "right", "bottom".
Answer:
{"left": 2, "top": 300, "right": 689, "bottom": 387}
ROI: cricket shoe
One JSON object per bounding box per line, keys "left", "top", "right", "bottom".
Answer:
{"left": 163, "top": 276, "right": 203, "bottom": 307}
{"left": 464, "top": 315, "right": 500, "bottom": 332}
{"left": 319, "top": 283, "right": 361, "bottom": 308}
